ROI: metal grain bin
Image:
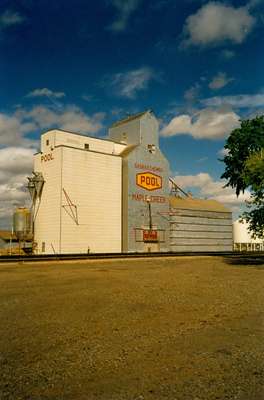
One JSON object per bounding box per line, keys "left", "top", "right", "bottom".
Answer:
{"left": 13, "top": 207, "right": 31, "bottom": 241}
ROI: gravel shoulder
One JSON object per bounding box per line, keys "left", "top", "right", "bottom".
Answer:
{"left": 0, "top": 256, "right": 264, "bottom": 400}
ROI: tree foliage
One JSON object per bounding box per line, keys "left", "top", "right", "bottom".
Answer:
{"left": 221, "top": 115, "right": 264, "bottom": 238}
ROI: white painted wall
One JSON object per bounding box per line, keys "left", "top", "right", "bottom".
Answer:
{"left": 34, "top": 148, "right": 62, "bottom": 254}
{"left": 233, "top": 220, "right": 263, "bottom": 244}
{"left": 60, "top": 147, "right": 122, "bottom": 253}
{"left": 34, "top": 139, "right": 122, "bottom": 254}
{"left": 41, "top": 129, "right": 126, "bottom": 156}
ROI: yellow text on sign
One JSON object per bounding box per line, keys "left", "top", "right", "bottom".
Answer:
{"left": 136, "top": 172, "right": 162, "bottom": 191}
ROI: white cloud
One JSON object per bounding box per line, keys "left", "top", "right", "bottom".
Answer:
{"left": 0, "top": 147, "right": 35, "bottom": 180}
{"left": 0, "top": 147, "right": 36, "bottom": 229}
{"left": 109, "top": 0, "right": 141, "bottom": 32}
{"left": 108, "top": 67, "right": 156, "bottom": 98}
{"left": 26, "top": 105, "right": 105, "bottom": 134}
{"left": 209, "top": 72, "right": 234, "bottom": 90}
{"left": 203, "top": 93, "right": 264, "bottom": 108}
{"left": 173, "top": 172, "right": 251, "bottom": 209}
{"left": 0, "top": 112, "right": 37, "bottom": 148}
{"left": 0, "top": 10, "right": 24, "bottom": 29}
{"left": 57, "top": 109, "right": 105, "bottom": 134}
{"left": 26, "top": 88, "right": 65, "bottom": 99}
{"left": 0, "top": 105, "right": 105, "bottom": 149}
{"left": 161, "top": 107, "right": 240, "bottom": 139}
{"left": 0, "top": 104, "right": 105, "bottom": 228}
{"left": 181, "top": 2, "right": 255, "bottom": 48}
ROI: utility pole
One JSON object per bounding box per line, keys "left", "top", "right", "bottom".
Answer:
{"left": 146, "top": 197, "right": 152, "bottom": 231}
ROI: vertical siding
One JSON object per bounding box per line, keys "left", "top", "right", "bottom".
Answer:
{"left": 34, "top": 147, "right": 122, "bottom": 254}
{"left": 34, "top": 149, "right": 62, "bottom": 254}
{"left": 60, "top": 148, "right": 122, "bottom": 253}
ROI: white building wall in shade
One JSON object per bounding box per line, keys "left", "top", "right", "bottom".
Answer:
{"left": 34, "top": 148, "right": 62, "bottom": 254}
{"left": 34, "top": 131, "right": 123, "bottom": 254}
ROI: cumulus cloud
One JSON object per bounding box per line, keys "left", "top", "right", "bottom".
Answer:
{"left": 203, "top": 93, "right": 264, "bottom": 108}
{"left": 0, "top": 105, "right": 105, "bottom": 149}
{"left": 26, "top": 88, "right": 65, "bottom": 99}
{"left": 209, "top": 72, "right": 234, "bottom": 90}
{"left": 106, "top": 67, "right": 156, "bottom": 99}
{"left": 0, "top": 147, "right": 36, "bottom": 229}
{"left": 161, "top": 107, "right": 240, "bottom": 139}
{"left": 0, "top": 147, "right": 35, "bottom": 180}
{"left": 181, "top": 2, "right": 255, "bottom": 48}
{"left": 0, "top": 10, "right": 24, "bottom": 29}
{"left": 109, "top": 0, "right": 141, "bottom": 32}
{"left": 26, "top": 105, "right": 105, "bottom": 134}
{"left": 173, "top": 172, "right": 251, "bottom": 209}
{"left": 0, "top": 112, "right": 37, "bottom": 148}
{"left": 0, "top": 105, "right": 105, "bottom": 228}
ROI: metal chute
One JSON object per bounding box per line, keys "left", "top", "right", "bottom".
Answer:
{"left": 27, "top": 172, "right": 44, "bottom": 203}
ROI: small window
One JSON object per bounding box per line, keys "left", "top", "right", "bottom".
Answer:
{"left": 84, "top": 143, "right": 89, "bottom": 150}
{"left": 46, "top": 139, "right": 49, "bottom": 146}
{"left": 121, "top": 132, "right": 127, "bottom": 143}
{"left": 41, "top": 242, "right": 45, "bottom": 252}
{"left": 148, "top": 144, "right": 156, "bottom": 154}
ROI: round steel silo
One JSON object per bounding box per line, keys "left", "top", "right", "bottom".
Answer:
{"left": 13, "top": 207, "right": 31, "bottom": 241}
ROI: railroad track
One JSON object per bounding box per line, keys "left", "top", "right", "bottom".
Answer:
{"left": 0, "top": 251, "right": 264, "bottom": 263}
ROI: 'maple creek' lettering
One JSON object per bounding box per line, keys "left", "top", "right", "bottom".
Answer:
{"left": 131, "top": 193, "right": 166, "bottom": 203}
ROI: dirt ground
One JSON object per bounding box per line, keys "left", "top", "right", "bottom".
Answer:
{"left": 0, "top": 256, "right": 264, "bottom": 400}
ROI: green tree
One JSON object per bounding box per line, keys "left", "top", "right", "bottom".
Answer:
{"left": 221, "top": 115, "right": 264, "bottom": 238}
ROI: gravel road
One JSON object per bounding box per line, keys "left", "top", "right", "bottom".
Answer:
{"left": 0, "top": 256, "right": 264, "bottom": 400}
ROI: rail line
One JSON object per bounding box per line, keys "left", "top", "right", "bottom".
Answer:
{"left": 0, "top": 251, "right": 264, "bottom": 263}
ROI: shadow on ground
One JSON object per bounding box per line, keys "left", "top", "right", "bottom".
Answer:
{"left": 224, "top": 254, "right": 264, "bottom": 266}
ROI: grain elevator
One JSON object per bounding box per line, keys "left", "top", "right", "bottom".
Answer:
{"left": 31, "top": 110, "right": 170, "bottom": 254}
{"left": 29, "top": 110, "right": 233, "bottom": 254}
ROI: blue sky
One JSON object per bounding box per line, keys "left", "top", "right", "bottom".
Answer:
{"left": 0, "top": 0, "right": 263, "bottom": 227}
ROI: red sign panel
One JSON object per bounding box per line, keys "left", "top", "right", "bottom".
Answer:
{"left": 143, "top": 230, "right": 158, "bottom": 242}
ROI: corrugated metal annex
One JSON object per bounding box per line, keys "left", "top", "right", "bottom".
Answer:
{"left": 170, "top": 197, "right": 233, "bottom": 252}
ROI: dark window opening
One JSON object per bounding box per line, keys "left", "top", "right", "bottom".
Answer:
{"left": 148, "top": 144, "right": 156, "bottom": 154}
